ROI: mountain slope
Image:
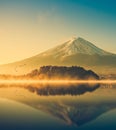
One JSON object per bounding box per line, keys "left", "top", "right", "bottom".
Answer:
{"left": 0, "top": 37, "right": 116, "bottom": 75}
{"left": 38, "top": 37, "right": 112, "bottom": 58}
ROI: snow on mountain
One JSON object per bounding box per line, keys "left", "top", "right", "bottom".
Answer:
{"left": 39, "top": 37, "right": 112, "bottom": 58}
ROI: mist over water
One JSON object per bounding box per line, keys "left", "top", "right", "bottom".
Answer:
{"left": 0, "top": 82, "right": 116, "bottom": 130}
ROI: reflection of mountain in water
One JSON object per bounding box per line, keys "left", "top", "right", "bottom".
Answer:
{"left": 0, "top": 84, "right": 116, "bottom": 128}
{"left": 26, "top": 83, "right": 100, "bottom": 96}
{"left": 36, "top": 101, "right": 116, "bottom": 126}
{"left": 26, "top": 86, "right": 116, "bottom": 127}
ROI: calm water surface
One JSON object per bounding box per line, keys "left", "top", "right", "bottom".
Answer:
{"left": 0, "top": 83, "right": 116, "bottom": 130}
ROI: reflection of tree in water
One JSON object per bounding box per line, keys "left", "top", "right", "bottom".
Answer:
{"left": 0, "top": 83, "right": 99, "bottom": 96}
{"left": 26, "top": 83, "right": 100, "bottom": 96}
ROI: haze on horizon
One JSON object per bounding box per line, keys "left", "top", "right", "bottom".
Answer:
{"left": 0, "top": 0, "right": 116, "bottom": 64}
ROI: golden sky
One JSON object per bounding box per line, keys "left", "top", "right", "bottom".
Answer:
{"left": 0, "top": 0, "right": 116, "bottom": 64}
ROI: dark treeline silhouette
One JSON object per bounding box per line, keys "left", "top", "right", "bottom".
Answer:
{"left": 27, "top": 66, "right": 99, "bottom": 80}
{"left": 0, "top": 65, "right": 99, "bottom": 80}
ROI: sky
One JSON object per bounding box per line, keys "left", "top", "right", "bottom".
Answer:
{"left": 0, "top": 0, "right": 116, "bottom": 64}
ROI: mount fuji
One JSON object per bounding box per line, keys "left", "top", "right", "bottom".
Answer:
{"left": 0, "top": 37, "right": 116, "bottom": 75}
{"left": 40, "top": 37, "right": 112, "bottom": 57}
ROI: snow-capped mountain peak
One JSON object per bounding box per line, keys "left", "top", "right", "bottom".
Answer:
{"left": 40, "top": 37, "right": 112, "bottom": 58}
{"left": 0, "top": 36, "right": 115, "bottom": 75}
{"left": 67, "top": 37, "right": 78, "bottom": 45}
{"left": 66, "top": 37, "right": 111, "bottom": 55}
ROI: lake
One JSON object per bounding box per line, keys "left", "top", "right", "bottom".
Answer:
{"left": 0, "top": 83, "right": 116, "bottom": 130}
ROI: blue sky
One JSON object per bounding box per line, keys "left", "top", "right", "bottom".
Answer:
{"left": 0, "top": 0, "right": 116, "bottom": 64}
